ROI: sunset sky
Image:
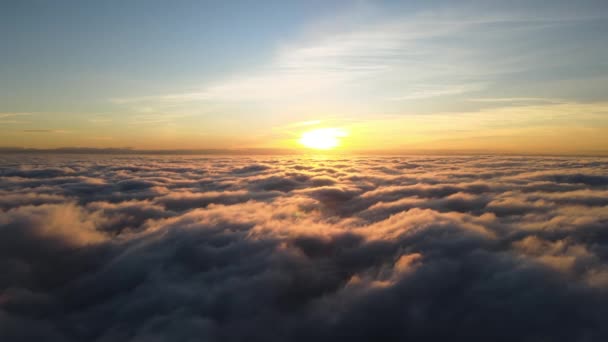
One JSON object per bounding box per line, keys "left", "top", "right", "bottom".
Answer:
{"left": 2, "top": 0, "right": 608, "bottom": 154}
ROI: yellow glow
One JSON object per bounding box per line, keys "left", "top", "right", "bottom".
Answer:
{"left": 299, "top": 128, "right": 347, "bottom": 150}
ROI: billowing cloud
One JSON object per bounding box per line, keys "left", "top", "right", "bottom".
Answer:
{"left": 1, "top": 155, "right": 608, "bottom": 341}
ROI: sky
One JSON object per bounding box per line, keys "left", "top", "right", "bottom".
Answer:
{"left": 2, "top": 0, "right": 608, "bottom": 154}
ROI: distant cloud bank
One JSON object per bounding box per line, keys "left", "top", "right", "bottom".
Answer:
{"left": 1, "top": 155, "right": 608, "bottom": 341}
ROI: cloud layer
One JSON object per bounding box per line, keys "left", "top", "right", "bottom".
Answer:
{"left": 1, "top": 154, "right": 608, "bottom": 341}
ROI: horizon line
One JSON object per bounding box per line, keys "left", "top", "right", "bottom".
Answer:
{"left": 1, "top": 147, "right": 607, "bottom": 157}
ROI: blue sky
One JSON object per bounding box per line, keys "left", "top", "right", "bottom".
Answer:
{"left": 2, "top": 0, "right": 608, "bottom": 153}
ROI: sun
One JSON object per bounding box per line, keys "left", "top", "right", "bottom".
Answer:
{"left": 299, "top": 128, "right": 347, "bottom": 150}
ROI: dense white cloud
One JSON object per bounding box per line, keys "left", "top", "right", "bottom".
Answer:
{"left": 1, "top": 154, "right": 608, "bottom": 341}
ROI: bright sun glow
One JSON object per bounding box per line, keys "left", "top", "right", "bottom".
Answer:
{"left": 299, "top": 128, "right": 347, "bottom": 150}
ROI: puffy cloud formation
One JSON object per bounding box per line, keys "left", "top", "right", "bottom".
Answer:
{"left": 1, "top": 154, "right": 608, "bottom": 341}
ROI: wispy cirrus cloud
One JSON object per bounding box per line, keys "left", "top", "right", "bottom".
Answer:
{"left": 0, "top": 113, "right": 32, "bottom": 124}
{"left": 110, "top": 3, "right": 608, "bottom": 109}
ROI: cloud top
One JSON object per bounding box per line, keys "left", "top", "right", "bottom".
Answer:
{"left": 1, "top": 154, "right": 608, "bottom": 341}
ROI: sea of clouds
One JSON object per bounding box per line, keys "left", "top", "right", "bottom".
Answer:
{"left": 1, "top": 154, "right": 608, "bottom": 341}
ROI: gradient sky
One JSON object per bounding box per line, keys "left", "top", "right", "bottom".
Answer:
{"left": 2, "top": 0, "right": 608, "bottom": 154}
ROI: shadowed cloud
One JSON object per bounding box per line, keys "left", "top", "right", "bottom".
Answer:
{"left": 1, "top": 154, "right": 608, "bottom": 341}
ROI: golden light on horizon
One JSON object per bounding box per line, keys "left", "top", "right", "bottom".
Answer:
{"left": 299, "top": 128, "right": 347, "bottom": 150}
